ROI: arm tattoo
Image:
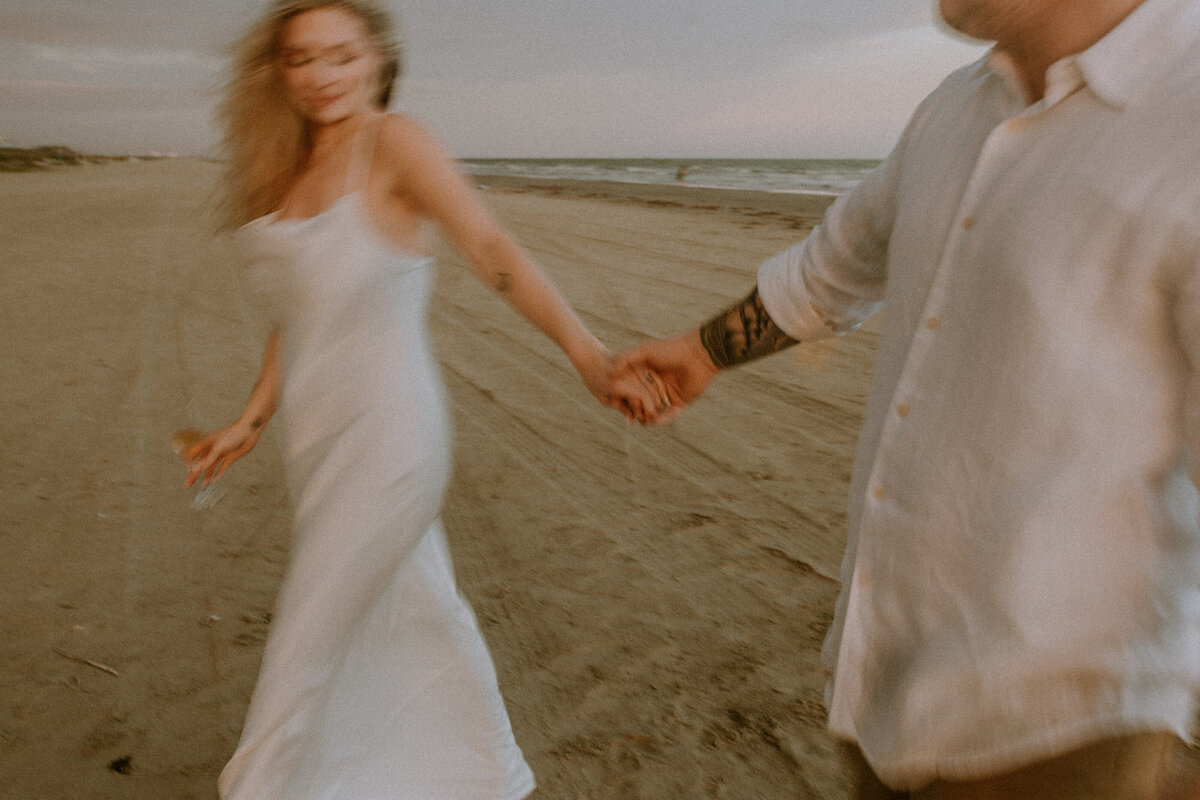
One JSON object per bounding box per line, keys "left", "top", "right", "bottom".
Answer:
{"left": 699, "top": 286, "right": 798, "bottom": 368}
{"left": 495, "top": 272, "right": 513, "bottom": 293}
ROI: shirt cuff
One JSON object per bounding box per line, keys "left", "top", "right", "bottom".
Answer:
{"left": 756, "top": 241, "right": 841, "bottom": 342}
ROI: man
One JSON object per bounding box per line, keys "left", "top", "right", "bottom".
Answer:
{"left": 624, "top": 0, "right": 1200, "bottom": 797}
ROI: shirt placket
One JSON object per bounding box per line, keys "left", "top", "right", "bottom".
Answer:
{"left": 833, "top": 62, "right": 1088, "bottom": 713}
{"left": 870, "top": 61, "right": 1085, "bottom": 523}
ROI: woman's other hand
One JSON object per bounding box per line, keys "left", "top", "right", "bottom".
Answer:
{"left": 183, "top": 418, "right": 265, "bottom": 488}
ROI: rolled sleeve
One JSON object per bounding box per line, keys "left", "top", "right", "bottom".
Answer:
{"left": 756, "top": 138, "right": 904, "bottom": 341}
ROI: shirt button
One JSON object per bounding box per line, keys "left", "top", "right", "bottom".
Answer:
{"left": 857, "top": 570, "right": 872, "bottom": 589}
{"left": 962, "top": 216, "right": 975, "bottom": 230}
{"left": 897, "top": 403, "right": 910, "bottom": 418}
{"left": 926, "top": 317, "right": 940, "bottom": 331}
{"left": 873, "top": 486, "right": 886, "bottom": 502}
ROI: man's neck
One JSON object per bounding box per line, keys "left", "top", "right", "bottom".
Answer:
{"left": 999, "top": 0, "right": 1146, "bottom": 101}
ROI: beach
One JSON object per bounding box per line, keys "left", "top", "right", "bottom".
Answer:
{"left": 0, "top": 159, "right": 876, "bottom": 799}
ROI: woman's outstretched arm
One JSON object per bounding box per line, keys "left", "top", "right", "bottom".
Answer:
{"left": 373, "top": 115, "right": 668, "bottom": 423}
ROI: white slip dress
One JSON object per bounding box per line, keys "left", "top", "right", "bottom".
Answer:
{"left": 218, "top": 121, "right": 536, "bottom": 800}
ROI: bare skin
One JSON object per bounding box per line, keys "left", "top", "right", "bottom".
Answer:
{"left": 187, "top": 6, "right": 667, "bottom": 487}
{"left": 618, "top": 288, "right": 798, "bottom": 422}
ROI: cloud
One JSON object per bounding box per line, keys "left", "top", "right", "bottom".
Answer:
{"left": 1, "top": 81, "right": 219, "bottom": 154}
{"left": 0, "top": 37, "right": 222, "bottom": 101}
{"left": 401, "top": 22, "right": 986, "bottom": 158}
{"left": 0, "top": 0, "right": 981, "bottom": 156}
{"left": 0, "top": 3, "right": 256, "bottom": 50}
{"left": 683, "top": 25, "right": 988, "bottom": 155}
{"left": 0, "top": 78, "right": 214, "bottom": 113}
{"left": 401, "top": 0, "right": 939, "bottom": 85}
{"left": 26, "top": 43, "right": 222, "bottom": 72}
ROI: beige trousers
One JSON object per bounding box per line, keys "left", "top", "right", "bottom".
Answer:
{"left": 845, "top": 733, "right": 1200, "bottom": 800}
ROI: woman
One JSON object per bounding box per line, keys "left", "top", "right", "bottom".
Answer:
{"left": 187, "top": 2, "right": 666, "bottom": 797}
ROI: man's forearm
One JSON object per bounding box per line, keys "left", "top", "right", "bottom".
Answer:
{"left": 698, "top": 285, "right": 798, "bottom": 368}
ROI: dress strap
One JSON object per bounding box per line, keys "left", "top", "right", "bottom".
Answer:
{"left": 343, "top": 116, "right": 382, "bottom": 194}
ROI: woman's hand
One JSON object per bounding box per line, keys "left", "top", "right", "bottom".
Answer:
{"left": 183, "top": 418, "right": 265, "bottom": 488}
{"left": 616, "top": 331, "right": 720, "bottom": 423}
{"left": 572, "top": 344, "right": 671, "bottom": 425}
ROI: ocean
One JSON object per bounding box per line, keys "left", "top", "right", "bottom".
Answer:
{"left": 459, "top": 157, "right": 880, "bottom": 196}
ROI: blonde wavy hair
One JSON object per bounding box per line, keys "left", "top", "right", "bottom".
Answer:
{"left": 217, "top": 0, "right": 402, "bottom": 228}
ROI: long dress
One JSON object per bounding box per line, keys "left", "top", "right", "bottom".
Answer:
{"left": 219, "top": 123, "right": 536, "bottom": 800}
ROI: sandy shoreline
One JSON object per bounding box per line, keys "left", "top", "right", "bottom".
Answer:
{"left": 0, "top": 159, "right": 874, "bottom": 799}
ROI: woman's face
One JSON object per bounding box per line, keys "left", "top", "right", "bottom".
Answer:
{"left": 277, "top": 6, "right": 382, "bottom": 125}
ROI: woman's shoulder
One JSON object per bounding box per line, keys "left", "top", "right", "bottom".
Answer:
{"left": 372, "top": 113, "right": 458, "bottom": 193}
{"left": 375, "top": 113, "right": 448, "bottom": 159}
{"left": 377, "top": 111, "right": 424, "bottom": 136}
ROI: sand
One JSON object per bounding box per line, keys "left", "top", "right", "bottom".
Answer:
{"left": 0, "top": 159, "right": 877, "bottom": 799}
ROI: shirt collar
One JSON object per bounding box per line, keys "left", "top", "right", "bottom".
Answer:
{"left": 980, "top": 49, "right": 1085, "bottom": 110}
{"left": 979, "top": 0, "right": 1200, "bottom": 110}
{"left": 1073, "top": 0, "right": 1200, "bottom": 109}
{"left": 980, "top": 49, "right": 1024, "bottom": 103}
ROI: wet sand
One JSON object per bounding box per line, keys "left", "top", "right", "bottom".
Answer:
{"left": 0, "top": 159, "right": 875, "bottom": 799}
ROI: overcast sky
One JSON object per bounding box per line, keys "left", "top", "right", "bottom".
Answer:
{"left": 0, "top": 1, "right": 987, "bottom": 158}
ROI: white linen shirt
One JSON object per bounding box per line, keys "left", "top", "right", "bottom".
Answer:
{"left": 757, "top": 0, "right": 1200, "bottom": 789}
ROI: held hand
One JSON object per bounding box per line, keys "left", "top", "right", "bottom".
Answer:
{"left": 573, "top": 345, "right": 671, "bottom": 425}
{"left": 617, "top": 331, "right": 719, "bottom": 423}
{"left": 183, "top": 419, "right": 264, "bottom": 488}
{"left": 607, "top": 357, "right": 673, "bottom": 425}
